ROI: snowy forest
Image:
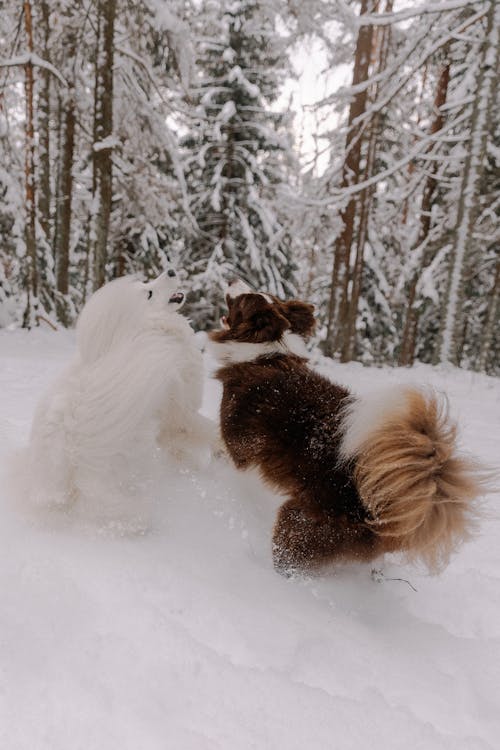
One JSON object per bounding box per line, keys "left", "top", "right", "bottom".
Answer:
{"left": 0, "top": 0, "right": 498, "bottom": 374}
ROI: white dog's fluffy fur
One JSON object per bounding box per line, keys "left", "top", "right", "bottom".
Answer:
{"left": 26, "top": 272, "right": 214, "bottom": 530}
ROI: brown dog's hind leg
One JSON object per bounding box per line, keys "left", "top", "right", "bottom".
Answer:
{"left": 272, "top": 498, "right": 379, "bottom": 575}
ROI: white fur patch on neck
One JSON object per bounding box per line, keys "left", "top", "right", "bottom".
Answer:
{"left": 226, "top": 280, "right": 253, "bottom": 298}
{"left": 209, "top": 331, "right": 309, "bottom": 365}
{"left": 225, "top": 280, "right": 273, "bottom": 304}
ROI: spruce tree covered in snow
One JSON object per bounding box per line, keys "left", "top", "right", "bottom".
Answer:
{"left": 180, "top": 0, "right": 296, "bottom": 327}
{"left": 98, "top": 1, "right": 189, "bottom": 282}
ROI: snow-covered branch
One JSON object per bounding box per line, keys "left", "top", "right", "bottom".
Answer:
{"left": 357, "top": 0, "right": 487, "bottom": 27}
{"left": 0, "top": 52, "right": 67, "bottom": 86}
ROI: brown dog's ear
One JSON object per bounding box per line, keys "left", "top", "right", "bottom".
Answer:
{"left": 281, "top": 301, "right": 316, "bottom": 337}
{"left": 248, "top": 307, "right": 288, "bottom": 343}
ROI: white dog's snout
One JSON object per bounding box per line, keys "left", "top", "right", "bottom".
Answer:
{"left": 149, "top": 269, "right": 180, "bottom": 290}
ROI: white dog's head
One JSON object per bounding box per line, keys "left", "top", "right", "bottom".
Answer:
{"left": 77, "top": 270, "right": 186, "bottom": 363}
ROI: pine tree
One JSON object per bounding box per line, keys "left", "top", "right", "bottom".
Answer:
{"left": 106, "top": 0, "right": 189, "bottom": 281}
{"left": 181, "top": 0, "right": 296, "bottom": 327}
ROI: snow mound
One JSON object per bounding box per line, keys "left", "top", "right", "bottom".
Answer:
{"left": 1, "top": 330, "right": 499, "bottom": 750}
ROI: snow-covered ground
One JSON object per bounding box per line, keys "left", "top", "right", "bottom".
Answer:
{"left": 1, "top": 328, "right": 499, "bottom": 750}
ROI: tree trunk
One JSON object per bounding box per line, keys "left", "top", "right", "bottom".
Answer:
{"left": 399, "top": 56, "right": 451, "bottom": 366}
{"left": 478, "top": 257, "right": 499, "bottom": 373}
{"left": 83, "top": 10, "right": 101, "bottom": 303}
{"left": 55, "top": 92, "right": 75, "bottom": 325}
{"left": 53, "top": 8, "right": 78, "bottom": 326}
{"left": 37, "top": 0, "right": 51, "bottom": 243}
{"left": 342, "top": 0, "right": 392, "bottom": 362}
{"left": 438, "top": 1, "right": 499, "bottom": 365}
{"left": 324, "top": 0, "right": 376, "bottom": 358}
{"left": 52, "top": 94, "right": 63, "bottom": 255}
{"left": 22, "top": 0, "right": 38, "bottom": 327}
{"left": 401, "top": 63, "right": 428, "bottom": 227}
{"left": 92, "top": 0, "right": 116, "bottom": 291}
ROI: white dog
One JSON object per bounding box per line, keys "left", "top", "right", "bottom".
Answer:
{"left": 26, "top": 270, "right": 214, "bottom": 530}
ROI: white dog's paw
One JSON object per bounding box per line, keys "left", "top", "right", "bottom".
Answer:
{"left": 167, "top": 442, "right": 211, "bottom": 472}
{"left": 29, "top": 484, "right": 77, "bottom": 509}
{"left": 158, "top": 412, "right": 220, "bottom": 471}
{"left": 96, "top": 517, "right": 150, "bottom": 537}
{"left": 212, "top": 435, "right": 228, "bottom": 461}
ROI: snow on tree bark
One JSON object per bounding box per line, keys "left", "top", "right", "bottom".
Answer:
{"left": 399, "top": 54, "right": 451, "bottom": 367}
{"left": 438, "top": 1, "right": 500, "bottom": 366}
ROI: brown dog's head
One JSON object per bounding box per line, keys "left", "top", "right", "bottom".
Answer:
{"left": 210, "top": 279, "right": 316, "bottom": 346}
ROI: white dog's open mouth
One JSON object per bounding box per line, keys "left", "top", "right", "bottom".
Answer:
{"left": 169, "top": 292, "right": 184, "bottom": 304}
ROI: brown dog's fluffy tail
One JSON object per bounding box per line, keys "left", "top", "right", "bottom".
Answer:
{"left": 339, "top": 387, "right": 484, "bottom": 572}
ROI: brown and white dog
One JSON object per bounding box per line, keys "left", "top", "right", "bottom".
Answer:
{"left": 209, "top": 279, "right": 482, "bottom": 575}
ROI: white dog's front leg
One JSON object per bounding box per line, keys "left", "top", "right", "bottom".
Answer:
{"left": 158, "top": 411, "right": 220, "bottom": 470}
